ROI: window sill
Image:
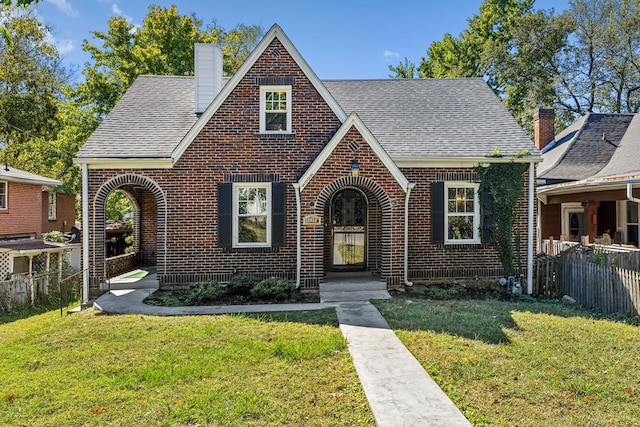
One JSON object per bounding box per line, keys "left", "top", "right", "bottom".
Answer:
{"left": 255, "top": 132, "right": 295, "bottom": 139}
{"left": 224, "top": 246, "right": 280, "bottom": 253}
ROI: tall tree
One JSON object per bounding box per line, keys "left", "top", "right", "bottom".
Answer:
{"left": 75, "top": 5, "right": 263, "bottom": 119}
{"left": 0, "top": 9, "right": 68, "bottom": 173}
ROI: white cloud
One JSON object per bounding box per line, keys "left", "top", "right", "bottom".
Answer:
{"left": 56, "top": 38, "right": 74, "bottom": 54}
{"left": 111, "top": 3, "right": 133, "bottom": 23}
{"left": 383, "top": 50, "right": 401, "bottom": 62}
{"left": 44, "top": 0, "right": 77, "bottom": 17}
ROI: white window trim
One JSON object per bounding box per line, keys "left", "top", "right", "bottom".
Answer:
{"left": 561, "top": 202, "right": 584, "bottom": 239}
{"left": 232, "top": 183, "right": 272, "bottom": 248}
{"left": 259, "top": 85, "right": 292, "bottom": 134}
{"left": 48, "top": 192, "right": 57, "bottom": 220}
{"left": 444, "top": 182, "right": 480, "bottom": 245}
{"left": 0, "top": 181, "right": 7, "bottom": 210}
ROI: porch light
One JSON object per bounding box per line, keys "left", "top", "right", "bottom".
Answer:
{"left": 351, "top": 159, "right": 360, "bottom": 177}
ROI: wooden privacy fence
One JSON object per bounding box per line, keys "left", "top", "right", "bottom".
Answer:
{"left": 555, "top": 246, "right": 640, "bottom": 317}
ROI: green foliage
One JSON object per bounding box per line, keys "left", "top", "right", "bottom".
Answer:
{"left": 425, "top": 283, "right": 467, "bottom": 299}
{"left": 75, "top": 5, "right": 263, "bottom": 119}
{"left": 250, "top": 278, "right": 295, "bottom": 301}
{"left": 124, "top": 234, "right": 134, "bottom": 254}
{"left": 0, "top": 9, "right": 67, "bottom": 175}
{"left": 184, "top": 280, "right": 224, "bottom": 305}
{"left": 105, "top": 190, "right": 133, "bottom": 221}
{"left": 476, "top": 160, "right": 528, "bottom": 277}
{"left": 42, "top": 231, "right": 66, "bottom": 242}
{"left": 226, "top": 274, "right": 260, "bottom": 296}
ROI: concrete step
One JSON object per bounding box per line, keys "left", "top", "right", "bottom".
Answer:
{"left": 320, "top": 290, "right": 391, "bottom": 303}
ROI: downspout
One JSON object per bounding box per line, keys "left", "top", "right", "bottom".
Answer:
{"left": 404, "top": 183, "right": 416, "bottom": 287}
{"left": 527, "top": 161, "right": 534, "bottom": 295}
{"left": 82, "top": 163, "right": 90, "bottom": 304}
{"left": 292, "top": 183, "right": 301, "bottom": 289}
{"left": 627, "top": 183, "right": 640, "bottom": 204}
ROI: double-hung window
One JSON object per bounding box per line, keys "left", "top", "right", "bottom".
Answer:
{"left": 0, "top": 181, "right": 6, "bottom": 210}
{"left": 260, "top": 86, "right": 291, "bottom": 133}
{"left": 444, "top": 182, "right": 480, "bottom": 244}
{"left": 48, "top": 192, "right": 57, "bottom": 220}
{"left": 233, "top": 183, "right": 271, "bottom": 247}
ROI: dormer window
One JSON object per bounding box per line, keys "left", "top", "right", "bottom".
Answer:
{"left": 260, "top": 86, "right": 291, "bottom": 133}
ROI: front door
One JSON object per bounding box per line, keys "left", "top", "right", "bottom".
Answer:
{"left": 331, "top": 188, "right": 366, "bottom": 270}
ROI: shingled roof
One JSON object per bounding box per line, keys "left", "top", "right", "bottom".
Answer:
{"left": 77, "top": 75, "right": 535, "bottom": 162}
{"left": 323, "top": 78, "right": 534, "bottom": 159}
{"left": 77, "top": 75, "right": 197, "bottom": 160}
{"left": 0, "top": 166, "right": 61, "bottom": 187}
{"left": 538, "top": 113, "right": 636, "bottom": 183}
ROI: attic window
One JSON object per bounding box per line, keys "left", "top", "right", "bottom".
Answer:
{"left": 260, "top": 86, "right": 291, "bottom": 134}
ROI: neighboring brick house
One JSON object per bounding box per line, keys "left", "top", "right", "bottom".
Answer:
{"left": 536, "top": 109, "right": 640, "bottom": 247}
{"left": 75, "top": 24, "right": 540, "bottom": 300}
{"left": 0, "top": 166, "right": 76, "bottom": 278}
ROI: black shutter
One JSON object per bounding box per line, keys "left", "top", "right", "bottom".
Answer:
{"left": 431, "top": 182, "right": 445, "bottom": 244}
{"left": 481, "top": 185, "right": 495, "bottom": 244}
{"left": 271, "top": 183, "right": 286, "bottom": 247}
{"left": 218, "top": 183, "right": 232, "bottom": 248}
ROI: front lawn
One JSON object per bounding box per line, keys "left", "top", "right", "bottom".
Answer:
{"left": 0, "top": 308, "right": 373, "bottom": 426}
{"left": 372, "top": 294, "right": 640, "bottom": 426}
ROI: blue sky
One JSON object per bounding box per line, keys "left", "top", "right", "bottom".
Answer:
{"left": 34, "top": 0, "right": 570, "bottom": 81}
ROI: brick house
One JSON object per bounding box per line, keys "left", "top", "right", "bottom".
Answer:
{"left": 75, "top": 24, "right": 540, "bottom": 300}
{"left": 0, "top": 166, "right": 76, "bottom": 278}
{"left": 536, "top": 108, "right": 640, "bottom": 247}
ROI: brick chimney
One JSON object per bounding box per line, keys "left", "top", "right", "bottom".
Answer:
{"left": 534, "top": 108, "right": 555, "bottom": 150}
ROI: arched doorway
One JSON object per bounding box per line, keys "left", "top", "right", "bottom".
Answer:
{"left": 92, "top": 174, "right": 166, "bottom": 284}
{"left": 330, "top": 188, "right": 367, "bottom": 271}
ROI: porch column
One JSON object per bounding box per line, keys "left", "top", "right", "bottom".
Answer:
{"left": 583, "top": 200, "right": 600, "bottom": 243}
{"left": 45, "top": 252, "right": 50, "bottom": 295}
{"left": 28, "top": 255, "right": 34, "bottom": 306}
{"left": 82, "top": 163, "right": 90, "bottom": 304}
{"left": 527, "top": 161, "right": 534, "bottom": 295}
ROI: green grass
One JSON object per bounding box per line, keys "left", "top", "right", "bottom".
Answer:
{"left": 0, "top": 308, "right": 373, "bottom": 426}
{"left": 372, "top": 296, "right": 640, "bottom": 426}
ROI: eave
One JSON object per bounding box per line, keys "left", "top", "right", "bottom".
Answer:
{"left": 73, "top": 158, "right": 174, "bottom": 169}
{"left": 394, "top": 155, "right": 542, "bottom": 169}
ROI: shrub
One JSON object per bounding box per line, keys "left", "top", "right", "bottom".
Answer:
{"left": 184, "top": 280, "right": 224, "bottom": 305}
{"left": 226, "top": 274, "right": 261, "bottom": 296}
{"left": 250, "top": 278, "right": 294, "bottom": 301}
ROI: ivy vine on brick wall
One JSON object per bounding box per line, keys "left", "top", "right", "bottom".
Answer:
{"left": 475, "top": 149, "right": 529, "bottom": 277}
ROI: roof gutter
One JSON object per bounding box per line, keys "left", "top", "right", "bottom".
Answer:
{"left": 394, "top": 155, "right": 542, "bottom": 168}
{"left": 628, "top": 183, "right": 640, "bottom": 204}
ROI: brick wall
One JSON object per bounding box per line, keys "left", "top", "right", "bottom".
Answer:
{"left": 0, "top": 182, "right": 43, "bottom": 239}
{"left": 84, "top": 36, "right": 536, "bottom": 294}
{"left": 403, "top": 167, "right": 533, "bottom": 285}
{"left": 85, "top": 38, "right": 342, "bottom": 293}
{"left": 42, "top": 192, "right": 76, "bottom": 235}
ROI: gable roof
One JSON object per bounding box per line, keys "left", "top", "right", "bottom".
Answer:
{"left": 298, "top": 112, "right": 409, "bottom": 192}
{"left": 170, "top": 24, "right": 347, "bottom": 163}
{"left": 75, "top": 25, "right": 538, "bottom": 167}
{"left": 538, "top": 113, "right": 634, "bottom": 182}
{"left": 323, "top": 78, "right": 534, "bottom": 160}
{"left": 0, "top": 166, "right": 61, "bottom": 187}
{"left": 76, "top": 75, "right": 197, "bottom": 165}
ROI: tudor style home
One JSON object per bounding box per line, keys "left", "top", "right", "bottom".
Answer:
{"left": 75, "top": 24, "right": 540, "bottom": 301}
{"left": 536, "top": 108, "right": 640, "bottom": 249}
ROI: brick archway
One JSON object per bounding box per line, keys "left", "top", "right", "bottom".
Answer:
{"left": 315, "top": 176, "right": 395, "bottom": 280}
{"left": 92, "top": 174, "right": 167, "bottom": 280}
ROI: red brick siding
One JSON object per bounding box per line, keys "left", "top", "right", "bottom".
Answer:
{"left": 403, "top": 167, "right": 532, "bottom": 284}
{"left": 0, "top": 182, "right": 43, "bottom": 239}
{"left": 85, "top": 39, "right": 342, "bottom": 290}
{"left": 300, "top": 126, "right": 407, "bottom": 288}
{"left": 42, "top": 193, "right": 76, "bottom": 235}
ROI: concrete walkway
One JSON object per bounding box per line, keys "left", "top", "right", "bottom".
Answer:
{"left": 91, "top": 274, "right": 471, "bottom": 426}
